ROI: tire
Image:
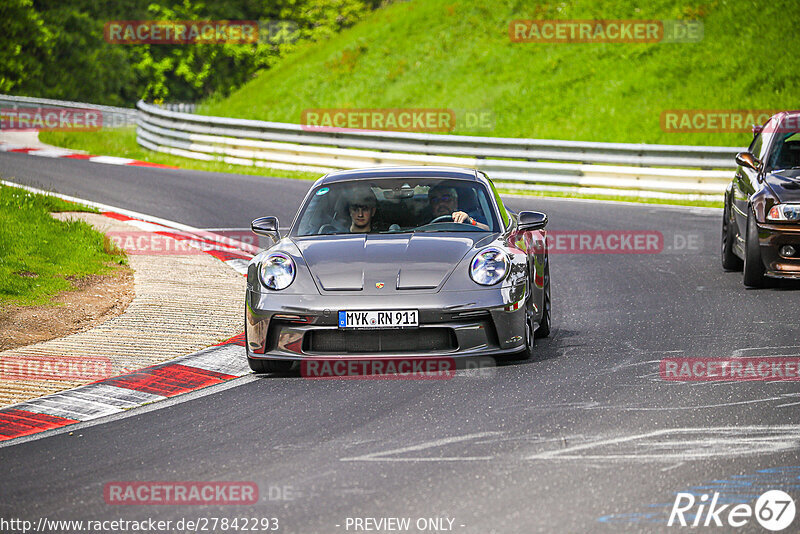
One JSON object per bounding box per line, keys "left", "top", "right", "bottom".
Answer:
{"left": 509, "top": 314, "right": 534, "bottom": 361}
{"left": 248, "top": 357, "right": 293, "bottom": 374}
{"left": 507, "top": 257, "right": 548, "bottom": 361}
{"left": 743, "top": 209, "right": 765, "bottom": 288}
{"left": 721, "top": 198, "right": 743, "bottom": 271}
{"left": 535, "top": 255, "right": 551, "bottom": 338}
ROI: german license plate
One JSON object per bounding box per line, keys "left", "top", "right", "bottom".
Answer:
{"left": 338, "top": 310, "right": 418, "bottom": 328}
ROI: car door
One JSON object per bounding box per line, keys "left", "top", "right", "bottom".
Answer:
{"left": 732, "top": 121, "right": 772, "bottom": 241}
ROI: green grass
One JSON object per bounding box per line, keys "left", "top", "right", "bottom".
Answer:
{"left": 0, "top": 184, "right": 127, "bottom": 306}
{"left": 39, "top": 128, "right": 320, "bottom": 182}
{"left": 201, "top": 0, "right": 798, "bottom": 147}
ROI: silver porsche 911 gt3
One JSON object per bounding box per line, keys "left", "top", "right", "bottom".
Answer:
{"left": 245, "top": 166, "right": 550, "bottom": 373}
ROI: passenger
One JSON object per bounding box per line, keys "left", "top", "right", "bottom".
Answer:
{"left": 428, "top": 184, "right": 489, "bottom": 230}
{"left": 347, "top": 187, "right": 378, "bottom": 233}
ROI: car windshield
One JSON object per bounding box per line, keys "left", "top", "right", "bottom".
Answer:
{"left": 292, "top": 178, "right": 501, "bottom": 236}
{"left": 768, "top": 127, "right": 800, "bottom": 170}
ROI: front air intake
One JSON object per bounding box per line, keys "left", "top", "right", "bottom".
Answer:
{"left": 304, "top": 328, "right": 457, "bottom": 354}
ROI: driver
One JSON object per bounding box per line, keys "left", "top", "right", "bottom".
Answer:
{"left": 347, "top": 187, "right": 378, "bottom": 233}
{"left": 428, "top": 184, "right": 489, "bottom": 230}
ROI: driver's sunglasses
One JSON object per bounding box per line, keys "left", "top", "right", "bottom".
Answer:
{"left": 349, "top": 203, "right": 372, "bottom": 212}
{"left": 430, "top": 194, "right": 454, "bottom": 204}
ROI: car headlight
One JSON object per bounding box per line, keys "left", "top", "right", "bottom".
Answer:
{"left": 259, "top": 252, "right": 295, "bottom": 290}
{"left": 767, "top": 204, "right": 800, "bottom": 222}
{"left": 470, "top": 248, "right": 509, "bottom": 286}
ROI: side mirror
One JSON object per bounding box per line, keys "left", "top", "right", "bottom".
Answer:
{"left": 517, "top": 211, "right": 548, "bottom": 231}
{"left": 735, "top": 151, "right": 763, "bottom": 172}
{"left": 251, "top": 216, "right": 280, "bottom": 243}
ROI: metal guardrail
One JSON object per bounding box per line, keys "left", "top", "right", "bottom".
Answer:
{"left": 153, "top": 102, "right": 197, "bottom": 114}
{"left": 136, "top": 101, "right": 739, "bottom": 200}
{"left": 0, "top": 94, "right": 137, "bottom": 129}
{"left": 0, "top": 93, "right": 739, "bottom": 201}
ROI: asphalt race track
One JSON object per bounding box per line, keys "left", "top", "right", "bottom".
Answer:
{"left": 2, "top": 151, "right": 800, "bottom": 533}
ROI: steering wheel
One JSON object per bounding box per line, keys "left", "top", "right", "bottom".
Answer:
{"left": 318, "top": 223, "right": 340, "bottom": 234}
{"left": 430, "top": 214, "right": 455, "bottom": 224}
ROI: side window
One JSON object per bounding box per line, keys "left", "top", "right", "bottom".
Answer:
{"left": 751, "top": 117, "right": 778, "bottom": 162}
{"left": 485, "top": 175, "right": 510, "bottom": 228}
{"left": 749, "top": 132, "right": 763, "bottom": 160}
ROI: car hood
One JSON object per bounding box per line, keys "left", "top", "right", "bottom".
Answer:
{"left": 293, "top": 233, "right": 482, "bottom": 293}
{"left": 765, "top": 169, "right": 800, "bottom": 201}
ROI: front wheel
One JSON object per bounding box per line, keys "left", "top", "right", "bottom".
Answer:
{"left": 742, "top": 209, "right": 765, "bottom": 288}
{"left": 514, "top": 315, "right": 535, "bottom": 361}
{"left": 721, "top": 198, "right": 743, "bottom": 271}
{"left": 535, "top": 256, "right": 551, "bottom": 338}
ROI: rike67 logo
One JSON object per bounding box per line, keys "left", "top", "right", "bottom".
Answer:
{"left": 669, "top": 490, "right": 795, "bottom": 531}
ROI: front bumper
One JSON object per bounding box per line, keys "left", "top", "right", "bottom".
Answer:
{"left": 756, "top": 222, "right": 800, "bottom": 278}
{"left": 245, "top": 287, "right": 528, "bottom": 360}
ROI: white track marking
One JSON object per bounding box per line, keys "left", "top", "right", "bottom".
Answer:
{"left": 224, "top": 258, "right": 251, "bottom": 275}
{"left": 0, "top": 143, "right": 28, "bottom": 151}
{"left": 60, "top": 384, "right": 166, "bottom": 408}
{"left": 86, "top": 155, "right": 135, "bottom": 165}
{"left": 171, "top": 344, "right": 251, "bottom": 376}
{"left": 340, "top": 432, "right": 503, "bottom": 462}
{"left": 733, "top": 346, "right": 800, "bottom": 357}
{"left": 18, "top": 395, "right": 125, "bottom": 421}
{"left": 526, "top": 426, "right": 800, "bottom": 461}
{"left": 340, "top": 427, "right": 800, "bottom": 464}
{"left": 660, "top": 462, "right": 685, "bottom": 472}
{"left": 27, "top": 149, "right": 77, "bottom": 158}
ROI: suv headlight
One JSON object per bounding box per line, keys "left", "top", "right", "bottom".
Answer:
{"left": 767, "top": 204, "right": 800, "bottom": 222}
{"left": 259, "top": 252, "right": 295, "bottom": 290}
{"left": 470, "top": 248, "right": 509, "bottom": 286}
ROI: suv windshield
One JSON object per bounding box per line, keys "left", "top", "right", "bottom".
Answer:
{"left": 293, "top": 178, "right": 500, "bottom": 236}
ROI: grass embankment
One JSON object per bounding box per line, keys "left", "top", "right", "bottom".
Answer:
{"left": 0, "top": 184, "right": 127, "bottom": 306}
{"left": 202, "top": 0, "right": 799, "bottom": 147}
